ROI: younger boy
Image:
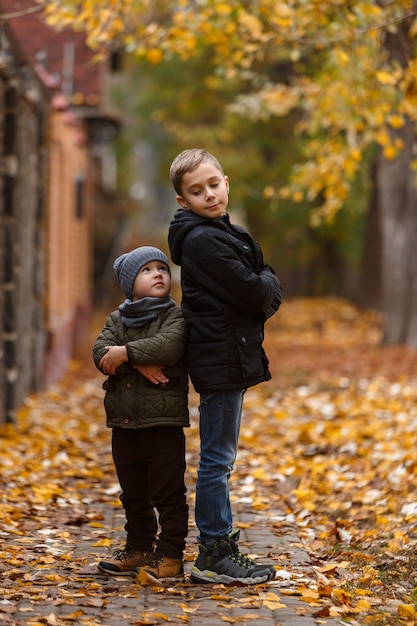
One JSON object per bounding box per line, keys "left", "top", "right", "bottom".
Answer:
{"left": 93, "top": 246, "right": 189, "bottom": 581}
{"left": 168, "top": 149, "right": 282, "bottom": 585}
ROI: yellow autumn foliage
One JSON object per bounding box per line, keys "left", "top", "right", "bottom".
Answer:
{"left": 38, "top": 0, "right": 417, "bottom": 222}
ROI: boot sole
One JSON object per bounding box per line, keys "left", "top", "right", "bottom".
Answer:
{"left": 135, "top": 567, "right": 185, "bottom": 585}
{"left": 98, "top": 563, "right": 140, "bottom": 576}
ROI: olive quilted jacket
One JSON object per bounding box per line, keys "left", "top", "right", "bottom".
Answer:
{"left": 92, "top": 306, "right": 189, "bottom": 429}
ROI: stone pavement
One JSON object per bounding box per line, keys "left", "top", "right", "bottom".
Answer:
{"left": 1, "top": 384, "right": 343, "bottom": 625}
{"left": 73, "top": 500, "right": 343, "bottom": 626}
{"left": 2, "top": 485, "right": 343, "bottom": 626}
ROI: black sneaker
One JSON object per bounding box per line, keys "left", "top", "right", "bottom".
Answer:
{"left": 98, "top": 546, "right": 150, "bottom": 575}
{"left": 228, "top": 529, "right": 276, "bottom": 578}
{"left": 190, "top": 536, "right": 275, "bottom": 585}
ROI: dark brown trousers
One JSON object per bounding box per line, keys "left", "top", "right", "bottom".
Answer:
{"left": 112, "top": 426, "right": 188, "bottom": 558}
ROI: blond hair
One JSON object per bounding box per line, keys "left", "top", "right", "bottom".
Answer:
{"left": 170, "top": 149, "right": 225, "bottom": 196}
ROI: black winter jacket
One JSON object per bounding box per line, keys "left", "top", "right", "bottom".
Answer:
{"left": 92, "top": 306, "right": 189, "bottom": 429}
{"left": 168, "top": 209, "right": 282, "bottom": 393}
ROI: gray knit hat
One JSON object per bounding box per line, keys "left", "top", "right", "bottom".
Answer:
{"left": 113, "top": 246, "right": 170, "bottom": 300}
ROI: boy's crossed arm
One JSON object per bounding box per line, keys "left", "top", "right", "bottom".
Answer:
{"left": 99, "top": 345, "right": 168, "bottom": 384}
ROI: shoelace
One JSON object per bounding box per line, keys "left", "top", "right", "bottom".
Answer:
{"left": 229, "top": 550, "right": 256, "bottom": 569}
{"left": 112, "top": 548, "right": 138, "bottom": 561}
{"left": 147, "top": 551, "right": 164, "bottom": 568}
{"left": 228, "top": 538, "right": 258, "bottom": 568}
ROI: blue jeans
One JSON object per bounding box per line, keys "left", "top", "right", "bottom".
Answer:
{"left": 195, "top": 389, "right": 245, "bottom": 547}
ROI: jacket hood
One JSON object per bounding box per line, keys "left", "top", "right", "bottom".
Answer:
{"left": 168, "top": 208, "right": 228, "bottom": 265}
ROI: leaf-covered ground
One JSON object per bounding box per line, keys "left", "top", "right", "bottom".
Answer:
{"left": 1, "top": 298, "right": 417, "bottom": 625}
{"left": 264, "top": 298, "right": 417, "bottom": 624}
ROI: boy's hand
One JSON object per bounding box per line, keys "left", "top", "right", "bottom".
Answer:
{"left": 99, "top": 345, "right": 128, "bottom": 375}
{"left": 136, "top": 365, "right": 169, "bottom": 386}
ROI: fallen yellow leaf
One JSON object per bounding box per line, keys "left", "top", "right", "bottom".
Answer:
{"left": 92, "top": 538, "right": 112, "bottom": 547}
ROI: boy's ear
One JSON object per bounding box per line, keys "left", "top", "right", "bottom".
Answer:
{"left": 176, "top": 195, "right": 189, "bottom": 209}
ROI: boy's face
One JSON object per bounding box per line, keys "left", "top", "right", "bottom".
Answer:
{"left": 176, "top": 162, "right": 229, "bottom": 219}
{"left": 132, "top": 261, "right": 171, "bottom": 301}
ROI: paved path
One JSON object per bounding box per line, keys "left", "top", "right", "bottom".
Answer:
{"left": 71, "top": 501, "right": 342, "bottom": 626}
{"left": 2, "top": 476, "right": 342, "bottom": 626}
{"left": 1, "top": 382, "right": 343, "bottom": 625}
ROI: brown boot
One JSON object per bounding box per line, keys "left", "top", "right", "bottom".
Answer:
{"left": 135, "top": 550, "right": 184, "bottom": 583}
{"left": 98, "top": 546, "right": 150, "bottom": 575}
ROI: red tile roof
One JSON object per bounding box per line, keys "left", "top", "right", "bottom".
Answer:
{"left": 0, "top": 0, "right": 102, "bottom": 105}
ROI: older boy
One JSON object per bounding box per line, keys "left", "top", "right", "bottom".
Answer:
{"left": 168, "top": 149, "right": 282, "bottom": 585}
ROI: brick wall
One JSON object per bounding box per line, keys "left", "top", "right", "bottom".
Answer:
{"left": 0, "top": 8, "right": 114, "bottom": 423}
{"left": 42, "top": 107, "right": 94, "bottom": 387}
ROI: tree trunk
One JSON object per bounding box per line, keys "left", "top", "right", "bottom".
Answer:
{"left": 358, "top": 162, "right": 383, "bottom": 311}
{"left": 377, "top": 119, "right": 417, "bottom": 346}
{"left": 375, "top": 11, "right": 417, "bottom": 346}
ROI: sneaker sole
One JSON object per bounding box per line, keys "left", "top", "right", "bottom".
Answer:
{"left": 190, "top": 567, "right": 271, "bottom": 585}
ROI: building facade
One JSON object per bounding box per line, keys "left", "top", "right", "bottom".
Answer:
{"left": 0, "top": 0, "right": 117, "bottom": 423}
